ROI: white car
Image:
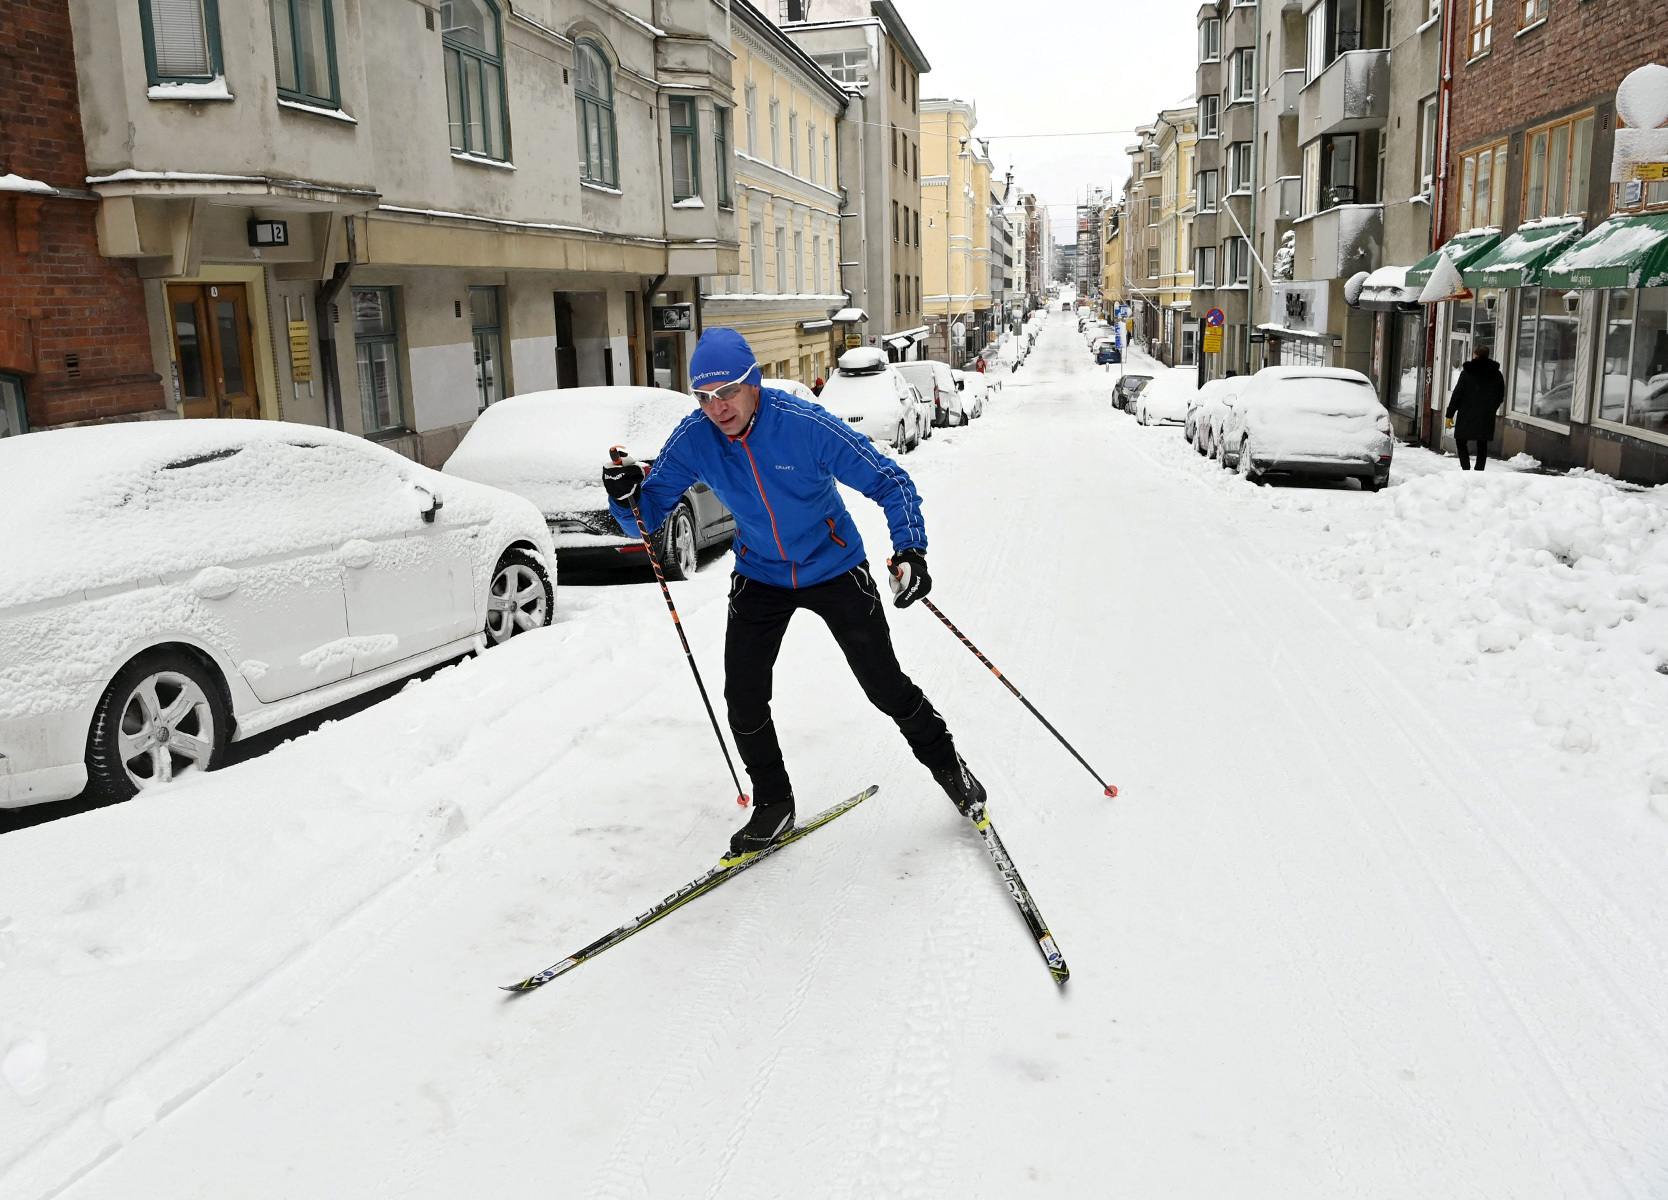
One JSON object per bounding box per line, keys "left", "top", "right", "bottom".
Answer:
{"left": 0, "top": 421, "right": 553, "bottom": 808}
{"left": 817, "top": 347, "right": 924, "bottom": 452}
{"left": 1135, "top": 378, "right": 1193, "bottom": 426}
{"left": 1184, "top": 377, "right": 1234, "bottom": 446}
{"left": 444, "top": 387, "right": 735, "bottom": 580}
{"left": 765, "top": 377, "right": 819, "bottom": 404}
{"left": 895, "top": 360, "right": 959, "bottom": 429}
{"left": 1218, "top": 367, "right": 1394, "bottom": 489}
{"left": 951, "top": 369, "right": 992, "bottom": 418}
{"left": 1194, "top": 377, "right": 1250, "bottom": 458}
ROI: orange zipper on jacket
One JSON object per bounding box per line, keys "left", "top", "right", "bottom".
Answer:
{"left": 826, "top": 518, "right": 847, "bottom": 547}
{"left": 737, "top": 433, "right": 796, "bottom": 587}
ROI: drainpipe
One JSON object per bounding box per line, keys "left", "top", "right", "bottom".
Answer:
{"left": 1425, "top": 0, "right": 1459, "bottom": 448}
{"left": 315, "top": 215, "right": 358, "bottom": 432}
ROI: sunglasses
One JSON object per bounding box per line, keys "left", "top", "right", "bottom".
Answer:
{"left": 696, "top": 381, "right": 748, "bottom": 404}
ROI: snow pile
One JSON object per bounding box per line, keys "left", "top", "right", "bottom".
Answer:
{"left": 0, "top": 174, "right": 53, "bottom": 195}
{"left": 1418, "top": 250, "right": 1466, "bottom": 302}
{"left": 1311, "top": 471, "right": 1668, "bottom": 773}
{"left": 1272, "top": 231, "right": 1295, "bottom": 281}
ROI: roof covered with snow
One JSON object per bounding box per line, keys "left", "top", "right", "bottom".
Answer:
{"left": 1543, "top": 212, "right": 1668, "bottom": 290}
{"left": 1462, "top": 217, "right": 1586, "bottom": 289}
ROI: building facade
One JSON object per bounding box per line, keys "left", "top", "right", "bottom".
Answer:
{"left": 1156, "top": 102, "right": 1199, "bottom": 366}
{"left": 775, "top": 0, "right": 930, "bottom": 361}
{"left": 920, "top": 98, "right": 990, "bottom": 365}
{"left": 1192, "top": 1, "right": 1257, "bottom": 378}
{"left": 704, "top": 0, "right": 847, "bottom": 387}
{"left": 1, "top": 0, "right": 166, "bottom": 437}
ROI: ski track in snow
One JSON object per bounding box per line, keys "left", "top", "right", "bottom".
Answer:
{"left": 4, "top": 317, "right": 1667, "bottom": 1198}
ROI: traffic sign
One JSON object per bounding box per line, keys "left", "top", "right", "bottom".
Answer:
{"left": 1205, "top": 308, "right": 1226, "bottom": 328}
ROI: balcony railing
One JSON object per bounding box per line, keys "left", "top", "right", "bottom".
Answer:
{"left": 1296, "top": 202, "right": 1383, "bottom": 280}
{"left": 1277, "top": 69, "right": 1304, "bottom": 120}
{"left": 1273, "top": 175, "right": 1302, "bottom": 221}
{"left": 1297, "top": 48, "right": 1389, "bottom": 139}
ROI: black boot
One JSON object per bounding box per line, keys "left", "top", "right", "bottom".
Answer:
{"left": 931, "top": 755, "right": 987, "bottom": 816}
{"left": 727, "top": 794, "right": 795, "bottom": 860}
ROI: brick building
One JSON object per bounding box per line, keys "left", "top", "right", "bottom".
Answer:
{"left": 0, "top": 0, "right": 165, "bottom": 436}
{"left": 1413, "top": 0, "right": 1668, "bottom": 482}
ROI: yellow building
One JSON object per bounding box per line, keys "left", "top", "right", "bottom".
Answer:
{"left": 1155, "top": 102, "right": 1197, "bottom": 364}
{"left": 1101, "top": 201, "right": 1123, "bottom": 321}
{"left": 919, "top": 98, "right": 993, "bottom": 365}
{"left": 702, "top": 0, "right": 848, "bottom": 385}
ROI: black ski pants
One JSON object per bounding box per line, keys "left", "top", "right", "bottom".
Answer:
{"left": 724, "top": 563, "right": 954, "bottom": 805}
{"left": 1456, "top": 438, "right": 1489, "bottom": 470}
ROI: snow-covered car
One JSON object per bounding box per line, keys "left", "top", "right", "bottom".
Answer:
{"left": 444, "top": 387, "right": 734, "bottom": 580}
{"left": 765, "top": 377, "right": 819, "bottom": 404}
{"left": 950, "top": 370, "right": 993, "bottom": 419}
{"left": 896, "top": 360, "right": 961, "bottom": 428}
{"left": 1185, "top": 378, "right": 1232, "bottom": 445}
{"left": 818, "top": 348, "right": 923, "bottom": 452}
{"left": 1113, "top": 374, "right": 1152, "bottom": 412}
{"left": 1194, "top": 377, "right": 1250, "bottom": 458}
{"left": 1218, "top": 367, "right": 1394, "bottom": 489}
{"left": 0, "top": 421, "right": 554, "bottom": 809}
{"left": 1135, "top": 378, "right": 1192, "bottom": 426}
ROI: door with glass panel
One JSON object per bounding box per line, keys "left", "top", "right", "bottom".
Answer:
{"left": 352, "top": 288, "right": 404, "bottom": 435}
{"left": 167, "top": 283, "right": 259, "bottom": 420}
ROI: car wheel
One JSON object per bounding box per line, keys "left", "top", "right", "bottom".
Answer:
{"left": 85, "top": 647, "right": 231, "bottom": 801}
{"left": 894, "top": 421, "right": 907, "bottom": 452}
{"left": 486, "top": 546, "right": 554, "bottom": 643}
{"left": 1237, "top": 439, "right": 1262, "bottom": 484}
{"left": 658, "top": 504, "right": 700, "bottom": 582}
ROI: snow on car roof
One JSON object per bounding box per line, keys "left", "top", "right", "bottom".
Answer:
{"left": 837, "top": 346, "right": 889, "bottom": 372}
{"left": 0, "top": 419, "right": 511, "bottom": 612}
{"left": 1252, "top": 366, "right": 1372, "bottom": 384}
{"left": 444, "top": 386, "right": 696, "bottom": 515}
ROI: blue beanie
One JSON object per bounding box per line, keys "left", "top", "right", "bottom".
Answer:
{"left": 689, "top": 328, "right": 762, "bottom": 392}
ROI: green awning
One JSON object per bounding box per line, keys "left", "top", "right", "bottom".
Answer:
{"left": 1405, "top": 229, "right": 1502, "bottom": 288}
{"left": 1461, "top": 219, "right": 1587, "bottom": 288}
{"left": 1542, "top": 212, "right": 1668, "bottom": 290}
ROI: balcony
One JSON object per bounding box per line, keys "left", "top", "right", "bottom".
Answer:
{"left": 1297, "top": 49, "right": 1390, "bottom": 140}
{"left": 1276, "top": 69, "right": 1304, "bottom": 120}
{"left": 1295, "top": 202, "right": 1383, "bottom": 280}
{"left": 1273, "top": 175, "right": 1302, "bottom": 221}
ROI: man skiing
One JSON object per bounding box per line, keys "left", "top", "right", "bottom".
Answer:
{"left": 602, "top": 328, "right": 986, "bottom": 858}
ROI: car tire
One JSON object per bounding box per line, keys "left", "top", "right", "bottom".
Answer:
{"left": 658, "top": 505, "right": 699, "bottom": 582}
{"left": 85, "top": 647, "right": 231, "bottom": 802}
{"left": 1237, "top": 439, "right": 1263, "bottom": 484}
{"left": 894, "top": 421, "right": 907, "bottom": 452}
{"left": 485, "top": 546, "right": 554, "bottom": 643}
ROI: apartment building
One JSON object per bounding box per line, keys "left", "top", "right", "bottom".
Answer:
{"left": 920, "top": 98, "right": 991, "bottom": 365}
{"left": 64, "top": 0, "right": 737, "bottom": 465}
{"left": 1156, "top": 102, "right": 1199, "bottom": 366}
{"left": 1192, "top": 1, "right": 1257, "bottom": 378}
{"left": 703, "top": 0, "right": 847, "bottom": 387}
{"left": 774, "top": 0, "right": 930, "bottom": 361}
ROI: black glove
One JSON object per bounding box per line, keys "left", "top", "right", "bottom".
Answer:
{"left": 887, "top": 548, "right": 931, "bottom": 609}
{"left": 602, "top": 455, "right": 645, "bottom": 506}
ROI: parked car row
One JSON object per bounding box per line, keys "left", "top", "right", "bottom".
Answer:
{"left": 1114, "top": 364, "right": 1394, "bottom": 491}
{"left": 817, "top": 347, "right": 995, "bottom": 449}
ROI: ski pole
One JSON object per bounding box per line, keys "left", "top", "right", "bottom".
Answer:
{"left": 909, "top": 586, "right": 1118, "bottom": 799}
{"left": 610, "top": 446, "right": 750, "bottom": 808}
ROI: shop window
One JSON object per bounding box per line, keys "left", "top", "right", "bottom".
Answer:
{"left": 1509, "top": 288, "right": 1577, "bottom": 424}
{"left": 1470, "top": 0, "right": 1492, "bottom": 56}
{"left": 1392, "top": 311, "right": 1424, "bottom": 416}
{"left": 714, "top": 106, "right": 731, "bottom": 207}
{"left": 142, "top": 0, "right": 223, "bottom": 85}
{"left": 0, "top": 372, "right": 27, "bottom": 437}
{"left": 575, "top": 40, "right": 618, "bottom": 187}
{"left": 469, "top": 286, "right": 503, "bottom": 411}
{"left": 670, "top": 96, "right": 700, "bottom": 201}
{"left": 1457, "top": 140, "right": 1508, "bottom": 231}
{"left": 1523, "top": 112, "right": 1593, "bottom": 222}
{"left": 352, "top": 288, "right": 403, "bottom": 434}
{"left": 1597, "top": 289, "right": 1668, "bottom": 436}
{"left": 1199, "top": 95, "right": 1219, "bottom": 139}
{"left": 442, "top": 0, "right": 508, "bottom": 161}
{"left": 270, "top": 0, "right": 338, "bottom": 107}
{"left": 1198, "top": 17, "right": 1220, "bottom": 63}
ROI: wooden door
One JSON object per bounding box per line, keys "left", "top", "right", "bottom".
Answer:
{"left": 167, "top": 283, "right": 259, "bottom": 420}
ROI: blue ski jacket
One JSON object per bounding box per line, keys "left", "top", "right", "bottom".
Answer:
{"left": 609, "top": 386, "right": 926, "bottom": 589}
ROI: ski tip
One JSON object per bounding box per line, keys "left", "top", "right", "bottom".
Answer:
{"left": 1052, "top": 970, "right": 1070, "bottom": 987}
{"left": 501, "top": 981, "right": 541, "bottom": 994}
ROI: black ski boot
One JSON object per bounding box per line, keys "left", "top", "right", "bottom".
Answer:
{"left": 727, "top": 794, "right": 795, "bottom": 860}
{"left": 931, "top": 755, "right": 987, "bottom": 817}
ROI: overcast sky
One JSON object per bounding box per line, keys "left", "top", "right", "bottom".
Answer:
{"left": 897, "top": 0, "right": 1197, "bottom": 243}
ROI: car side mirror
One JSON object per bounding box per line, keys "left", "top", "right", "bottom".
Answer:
{"left": 414, "top": 483, "right": 443, "bottom": 523}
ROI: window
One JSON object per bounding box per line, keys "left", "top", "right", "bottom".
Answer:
{"left": 1596, "top": 289, "right": 1668, "bottom": 436}
{"left": 1229, "top": 48, "right": 1255, "bottom": 102}
{"left": 1147, "top": 248, "right": 1160, "bottom": 278}
{"left": 744, "top": 82, "right": 758, "bottom": 155}
{"left": 749, "top": 219, "right": 764, "bottom": 290}
{"left": 715, "top": 106, "right": 731, "bottom": 206}
{"left": 1521, "top": 0, "right": 1546, "bottom": 25}
{"left": 1198, "top": 95, "right": 1219, "bottom": 139}
{"left": 270, "top": 0, "right": 338, "bottom": 107}
{"left": 575, "top": 41, "right": 617, "bottom": 186}
{"left": 1147, "top": 146, "right": 1160, "bottom": 173}
{"left": 1226, "top": 236, "right": 1250, "bottom": 285}
{"left": 1149, "top": 196, "right": 1161, "bottom": 225}
{"left": 669, "top": 96, "right": 699, "bottom": 200}
{"left": 902, "top": 205, "right": 910, "bottom": 245}
{"left": 788, "top": 110, "right": 799, "bottom": 175}
{"left": 1470, "top": 0, "right": 1492, "bottom": 56}
{"left": 141, "top": 0, "right": 223, "bottom": 85}
{"left": 469, "top": 287, "right": 503, "bottom": 412}
{"left": 889, "top": 43, "right": 896, "bottom": 90}
{"left": 1523, "top": 112, "right": 1594, "bottom": 221}
{"left": 1229, "top": 142, "right": 1253, "bottom": 193}
{"left": 442, "top": 0, "right": 508, "bottom": 160}
{"left": 352, "top": 288, "right": 402, "bottom": 434}
{"left": 1303, "top": 134, "right": 1359, "bottom": 214}
{"left": 1198, "top": 17, "right": 1221, "bottom": 62}
{"left": 812, "top": 234, "right": 822, "bottom": 292}
{"left": 894, "top": 274, "right": 902, "bottom": 315}
{"left": 1197, "top": 169, "right": 1219, "bottom": 213}
{"left": 1509, "top": 288, "right": 1577, "bottom": 423}
{"left": 806, "top": 122, "right": 816, "bottom": 183}
{"left": 914, "top": 209, "right": 920, "bottom": 245}
{"left": 813, "top": 50, "right": 867, "bottom": 84}
{"left": 892, "top": 200, "right": 899, "bottom": 242}
{"left": 775, "top": 225, "right": 787, "bottom": 291}
{"left": 1195, "top": 245, "right": 1217, "bottom": 286}
{"left": 822, "top": 133, "right": 831, "bottom": 185}
{"left": 769, "top": 98, "right": 780, "bottom": 165}
{"left": 891, "top": 125, "right": 898, "bottom": 167}
{"left": 904, "top": 274, "right": 912, "bottom": 313}
{"left": 0, "top": 372, "right": 26, "bottom": 437}
{"left": 1307, "top": 3, "right": 1328, "bottom": 81}
{"left": 1457, "top": 139, "right": 1508, "bottom": 230}
{"left": 1418, "top": 96, "right": 1439, "bottom": 197}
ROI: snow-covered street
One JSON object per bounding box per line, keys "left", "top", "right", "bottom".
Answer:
{"left": 5, "top": 314, "right": 1668, "bottom": 1199}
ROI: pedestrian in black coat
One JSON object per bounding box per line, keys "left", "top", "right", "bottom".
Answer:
{"left": 1445, "top": 345, "right": 1506, "bottom": 471}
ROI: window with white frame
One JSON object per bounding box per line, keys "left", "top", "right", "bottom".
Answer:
{"left": 1198, "top": 94, "right": 1220, "bottom": 138}
{"left": 1521, "top": 0, "right": 1545, "bottom": 27}
{"left": 806, "top": 121, "right": 816, "bottom": 183}
{"left": 788, "top": 110, "right": 799, "bottom": 175}
{"left": 812, "top": 233, "right": 822, "bottom": 292}
{"left": 744, "top": 82, "right": 758, "bottom": 155}
{"left": 1418, "top": 96, "right": 1439, "bottom": 197}
{"left": 812, "top": 49, "right": 867, "bottom": 84}
{"left": 1226, "top": 236, "right": 1250, "bottom": 284}
{"left": 793, "top": 229, "right": 804, "bottom": 292}
{"left": 1147, "top": 248, "right": 1160, "bottom": 278}
{"left": 1195, "top": 245, "right": 1217, "bottom": 286}
{"left": 769, "top": 97, "right": 780, "bottom": 165}
{"left": 822, "top": 132, "right": 831, "bottom": 185}
{"left": 774, "top": 223, "right": 786, "bottom": 291}
{"left": 749, "top": 218, "right": 764, "bottom": 290}
{"left": 1149, "top": 196, "right": 1161, "bottom": 225}
{"left": 1470, "top": 0, "right": 1493, "bottom": 56}
{"left": 1306, "top": 3, "right": 1328, "bottom": 81}
{"left": 1198, "top": 17, "right": 1220, "bottom": 62}
{"left": 1229, "top": 141, "right": 1253, "bottom": 193}
{"left": 1197, "top": 169, "right": 1218, "bottom": 213}
{"left": 1229, "top": 48, "right": 1255, "bottom": 102}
